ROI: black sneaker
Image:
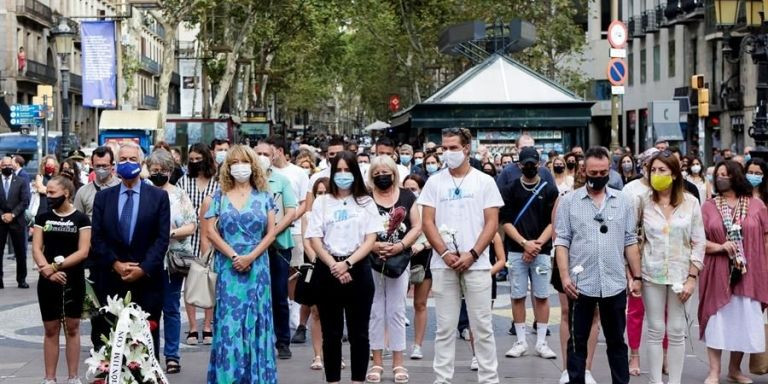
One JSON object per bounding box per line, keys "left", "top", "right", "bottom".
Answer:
{"left": 508, "top": 323, "right": 516, "bottom": 335}
{"left": 277, "top": 344, "right": 292, "bottom": 359}
{"left": 532, "top": 322, "right": 552, "bottom": 336}
{"left": 291, "top": 325, "right": 307, "bottom": 344}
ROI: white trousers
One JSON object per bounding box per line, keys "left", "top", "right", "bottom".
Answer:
{"left": 432, "top": 269, "right": 499, "bottom": 384}
{"left": 642, "top": 282, "right": 688, "bottom": 384}
{"left": 369, "top": 269, "right": 410, "bottom": 351}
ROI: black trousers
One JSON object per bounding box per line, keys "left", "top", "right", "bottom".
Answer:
{"left": 0, "top": 223, "right": 26, "bottom": 284}
{"left": 567, "top": 290, "right": 629, "bottom": 384}
{"left": 315, "top": 260, "right": 374, "bottom": 383}
{"left": 269, "top": 248, "right": 291, "bottom": 347}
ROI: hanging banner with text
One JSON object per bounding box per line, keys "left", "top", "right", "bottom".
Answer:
{"left": 179, "top": 58, "right": 203, "bottom": 117}
{"left": 81, "top": 21, "right": 117, "bottom": 109}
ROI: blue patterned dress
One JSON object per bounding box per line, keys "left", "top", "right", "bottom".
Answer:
{"left": 205, "top": 189, "right": 277, "bottom": 384}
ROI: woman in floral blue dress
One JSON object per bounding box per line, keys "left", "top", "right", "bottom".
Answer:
{"left": 203, "top": 145, "right": 277, "bottom": 383}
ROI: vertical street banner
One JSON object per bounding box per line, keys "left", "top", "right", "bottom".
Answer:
{"left": 81, "top": 21, "right": 117, "bottom": 108}
{"left": 179, "top": 58, "right": 202, "bottom": 117}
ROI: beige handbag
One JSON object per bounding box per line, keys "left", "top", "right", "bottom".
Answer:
{"left": 184, "top": 246, "right": 217, "bottom": 309}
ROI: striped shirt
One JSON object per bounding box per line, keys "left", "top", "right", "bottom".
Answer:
{"left": 177, "top": 175, "right": 219, "bottom": 256}
{"left": 553, "top": 186, "right": 637, "bottom": 298}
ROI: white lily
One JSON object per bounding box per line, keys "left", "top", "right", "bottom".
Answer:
{"left": 671, "top": 283, "right": 684, "bottom": 294}
{"left": 104, "top": 294, "right": 126, "bottom": 316}
{"left": 572, "top": 265, "right": 584, "bottom": 275}
{"left": 84, "top": 346, "right": 107, "bottom": 377}
{"left": 53, "top": 255, "right": 65, "bottom": 264}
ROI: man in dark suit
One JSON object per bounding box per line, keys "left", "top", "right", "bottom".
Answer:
{"left": 90, "top": 143, "right": 170, "bottom": 353}
{"left": 0, "top": 156, "right": 30, "bottom": 288}
{"left": 12, "top": 155, "right": 30, "bottom": 184}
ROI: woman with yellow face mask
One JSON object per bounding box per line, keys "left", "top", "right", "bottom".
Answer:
{"left": 639, "top": 151, "right": 706, "bottom": 384}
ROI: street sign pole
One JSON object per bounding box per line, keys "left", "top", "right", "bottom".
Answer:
{"left": 43, "top": 95, "right": 49, "bottom": 157}
{"left": 610, "top": 0, "right": 620, "bottom": 151}
{"left": 36, "top": 100, "right": 43, "bottom": 162}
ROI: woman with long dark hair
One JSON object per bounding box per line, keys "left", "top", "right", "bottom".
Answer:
{"left": 177, "top": 143, "right": 218, "bottom": 345}
{"left": 746, "top": 158, "right": 768, "bottom": 206}
{"left": 700, "top": 160, "right": 768, "bottom": 384}
{"left": 306, "top": 151, "right": 380, "bottom": 384}
{"left": 618, "top": 153, "right": 640, "bottom": 185}
{"left": 687, "top": 156, "right": 711, "bottom": 204}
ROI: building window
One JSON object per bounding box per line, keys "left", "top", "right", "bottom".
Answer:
{"left": 628, "top": 52, "right": 634, "bottom": 86}
{"left": 640, "top": 47, "right": 647, "bottom": 84}
{"left": 668, "top": 39, "right": 676, "bottom": 77}
{"left": 594, "top": 80, "right": 612, "bottom": 100}
{"left": 601, "top": 0, "right": 623, "bottom": 39}
{"left": 653, "top": 43, "right": 660, "bottom": 81}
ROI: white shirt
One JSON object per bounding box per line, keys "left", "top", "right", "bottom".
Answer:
{"left": 305, "top": 194, "right": 381, "bottom": 257}
{"left": 272, "top": 162, "right": 309, "bottom": 235}
{"left": 417, "top": 168, "right": 504, "bottom": 270}
{"left": 396, "top": 164, "right": 410, "bottom": 185}
{"left": 308, "top": 168, "right": 331, "bottom": 192}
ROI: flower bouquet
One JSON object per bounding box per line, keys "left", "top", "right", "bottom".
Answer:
{"left": 439, "top": 224, "right": 466, "bottom": 293}
{"left": 371, "top": 206, "right": 410, "bottom": 280}
{"left": 85, "top": 293, "right": 168, "bottom": 384}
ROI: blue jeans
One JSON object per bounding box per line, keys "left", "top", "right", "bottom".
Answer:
{"left": 269, "top": 248, "right": 291, "bottom": 347}
{"left": 161, "top": 272, "right": 184, "bottom": 361}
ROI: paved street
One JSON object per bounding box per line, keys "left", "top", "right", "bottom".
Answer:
{"left": 0, "top": 254, "right": 764, "bottom": 383}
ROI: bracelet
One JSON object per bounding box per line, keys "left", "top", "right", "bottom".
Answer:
{"left": 469, "top": 249, "right": 479, "bottom": 261}
{"left": 632, "top": 276, "right": 642, "bottom": 282}
{"left": 687, "top": 274, "right": 698, "bottom": 280}
{"left": 398, "top": 241, "right": 406, "bottom": 252}
{"left": 50, "top": 263, "right": 58, "bottom": 272}
{"left": 440, "top": 250, "right": 451, "bottom": 259}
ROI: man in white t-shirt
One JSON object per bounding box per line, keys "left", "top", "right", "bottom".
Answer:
{"left": 375, "top": 137, "right": 409, "bottom": 185}
{"left": 417, "top": 127, "right": 503, "bottom": 384}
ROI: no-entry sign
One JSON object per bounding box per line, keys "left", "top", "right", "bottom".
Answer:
{"left": 606, "top": 58, "right": 628, "bottom": 86}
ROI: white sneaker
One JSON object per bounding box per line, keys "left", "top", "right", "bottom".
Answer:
{"left": 559, "top": 370, "right": 569, "bottom": 384}
{"left": 460, "top": 328, "right": 471, "bottom": 341}
{"left": 504, "top": 340, "right": 528, "bottom": 358}
{"left": 470, "top": 356, "right": 478, "bottom": 371}
{"left": 40, "top": 380, "right": 56, "bottom": 384}
{"left": 535, "top": 342, "right": 557, "bottom": 359}
{"left": 67, "top": 378, "right": 83, "bottom": 384}
{"left": 585, "top": 370, "right": 597, "bottom": 384}
{"left": 410, "top": 345, "right": 423, "bottom": 360}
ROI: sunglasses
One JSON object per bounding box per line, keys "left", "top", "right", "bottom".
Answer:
{"left": 594, "top": 213, "right": 608, "bottom": 234}
{"left": 442, "top": 127, "right": 472, "bottom": 140}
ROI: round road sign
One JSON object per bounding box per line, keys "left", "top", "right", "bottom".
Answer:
{"left": 608, "top": 20, "right": 628, "bottom": 48}
{"left": 606, "top": 58, "right": 628, "bottom": 86}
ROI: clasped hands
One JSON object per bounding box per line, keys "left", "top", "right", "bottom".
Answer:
{"left": 330, "top": 261, "right": 352, "bottom": 284}
{"left": 1, "top": 213, "right": 14, "bottom": 223}
{"left": 442, "top": 251, "right": 475, "bottom": 273}
{"left": 522, "top": 240, "right": 544, "bottom": 263}
{"left": 113, "top": 260, "right": 146, "bottom": 282}
{"left": 373, "top": 241, "right": 405, "bottom": 259}
{"left": 40, "top": 264, "right": 67, "bottom": 285}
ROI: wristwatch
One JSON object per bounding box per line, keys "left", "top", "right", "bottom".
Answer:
{"left": 469, "top": 249, "right": 480, "bottom": 261}
{"left": 344, "top": 260, "right": 353, "bottom": 270}
{"left": 632, "top": 276, "right": 642, "bottom": 282}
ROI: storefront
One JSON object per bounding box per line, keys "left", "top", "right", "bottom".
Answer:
{"left": 390, "top": 54, "right": 593, "bottom": 157}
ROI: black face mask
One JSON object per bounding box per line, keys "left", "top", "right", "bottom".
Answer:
{"left": 149, "top": 173, "right": 169, "bottom": 186}
{"left": 187, "top": 161, "right": 202, "bottom": 178}
{"left": 553, "top": 165, "right": 565, "bottom": 174}
{"left": 1, "top": 168, "right": 12, "bottom": 177}
{"left": 47, "top": 195, "right": 66, "bottom": 210}
{"left": 587, "top": 175, "right": 611, "bottom": 191}
{"left": 566, "top": 162, "right": 576, "bottom": 170}
{"left": 521, "top": 166, "right": 538, "bottom": 179}
{"left": 373, "top": 174, "right": 394, "bottom": 190}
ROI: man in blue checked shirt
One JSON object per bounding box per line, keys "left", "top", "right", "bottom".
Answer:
{"left": 553, "top": 146, "right": 643, "bottom": 384}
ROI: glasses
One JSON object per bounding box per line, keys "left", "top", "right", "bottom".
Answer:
{"left": 594, "top": 213, "right": 608, "bottom": 234}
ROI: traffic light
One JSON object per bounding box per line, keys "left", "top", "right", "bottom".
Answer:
{"left": 692, "top": 74, "right": 709, "bottom": 117}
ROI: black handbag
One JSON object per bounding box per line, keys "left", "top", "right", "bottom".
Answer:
{"left": 369, "top": 248, "right": 411, "bottom": 278}
{"left": 294, "top": 262, "right": 317, "bottom": 306}
{"left": 166, "top": 248, "right": 196, "bottom": 275}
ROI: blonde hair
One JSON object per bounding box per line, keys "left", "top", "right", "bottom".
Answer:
{"left": 38, "top": 155, "right": 59, "bottom": 175}
{"left": 218, "top": 145, "right": 268, "bottom": 193}
{"left": 368, "top": 154, "right": 400, "bottom": 189}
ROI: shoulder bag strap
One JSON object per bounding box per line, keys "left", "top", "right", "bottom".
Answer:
{"left": 513, "top": 181, "right": 548, "bottom": 226}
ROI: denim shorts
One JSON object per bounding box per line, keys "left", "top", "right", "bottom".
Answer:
{"left": 508, "top": 252, "right": 552, "bottom": 299}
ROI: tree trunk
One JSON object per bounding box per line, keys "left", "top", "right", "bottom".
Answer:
{"left": 258, "top": 52, "right": 275, "bottom": 109}
{"left": 202, "top": 65, "right": 211, "bottom": 118}
{"left": 210, "top": 11, "right": 258, "bottom": 116}
{"left": 156, "top": 22, "right": 177, "bottom": 143}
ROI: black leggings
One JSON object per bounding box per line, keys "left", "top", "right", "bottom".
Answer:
{"left": 315, "top": 260, "right": 374, "bottom": 382}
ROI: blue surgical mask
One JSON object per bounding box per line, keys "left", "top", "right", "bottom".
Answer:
{"left": 745, "top": 154, "right": 752, "bottom": 163}
{"left": 747, "top": 174, "right": 763, "bottom": 187}
{"left": 414, "top": 158, "right": 423, "bottom": 166}
{"left": 333, "top": 172, "right": 354, "bottom": 190}
{"left": 215, "top": 151, "right": 227, "bottom": 165}
{"left": 116, "top": 161, "right": 141, "bottom": 180}
{"left": 706, "top": 174, "right": 713, "bottom": 183}
{"left": 426, "top": 164, "right": 439, "bottom": 174}
{"left": 400, "top": 155, "right": 412, "bottom": 165}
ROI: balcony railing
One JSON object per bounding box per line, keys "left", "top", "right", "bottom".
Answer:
{"left": 21, "top": 59, "right": 57, "bottom": 85}
{"left": 141, "top": 56, "right": 161, "bottom": 74}
{"left": 149, "top": 23, "right": 165, "bottom": 39}
{"left": 644, "top": 10, "right": 660, "bottom": 32}
{"left": 15, "top": 0, "right": 53, "bottom": 27}
{"left": 70, "top": 73, "right": 82, "bottom": 92}
{"left": 142, "top": 95, "right": 158, "bottom": 109}
{"left": 629, "top": 15, "right": 644, "bottom": 37}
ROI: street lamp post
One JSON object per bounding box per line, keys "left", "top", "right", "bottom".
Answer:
{"left": 51, "top": 17, "right": 74, "bottom": 160}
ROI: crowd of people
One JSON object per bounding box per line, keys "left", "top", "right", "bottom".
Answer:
{"left": 10, "top": 128, "right": 768, "bottom": 384}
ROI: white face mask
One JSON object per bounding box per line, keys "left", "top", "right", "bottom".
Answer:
{"left": 691, "top": 165, "right": 702, "bottom": 174}
{"left": 257, "top": 155, "right": 271, "bottom": 172}
{"left": 230, "top": 163, "right": 252, "bottom": 182}
{"left": 443, "top": 150, "right": 466, "bottom": 169}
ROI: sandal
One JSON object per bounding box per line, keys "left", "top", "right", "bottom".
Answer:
{"left": 365, "top": 365, "right": 383, "bottom": 383}
{"left": 310, "top": 356, "right": 323, "bottom": 370}
{"left": 393, "top": 366, "right": 409, "bottom": 384}
{"left": 202, "top": 330, "right": 213, "bottom": 345}
{"left": 185, "top": 331, "right": 199, "bottom": 345}
{"left": 166, "top": 360, "right": 181, "bottom": 374}
{"left": 629, "top": 353, "right": 640, "bottom": 376}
